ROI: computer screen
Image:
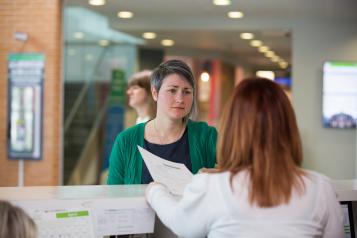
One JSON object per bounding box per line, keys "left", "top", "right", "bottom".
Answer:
{"left": 341, "top": 201, "right": 355, "bottom": 238}
{"left": 322, "top": 61, "right": 357, "bottom": 129}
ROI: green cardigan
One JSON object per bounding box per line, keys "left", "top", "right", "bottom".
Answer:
{"left": 107, "top": 120, "right": 217, "bottom": 184}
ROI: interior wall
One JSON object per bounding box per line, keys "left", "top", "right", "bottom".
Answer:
{"left": 0, "top": 0, "right": 62, "bottom": 186}
{"left": 292, "top": 18, "right": 357, "bottom": 179}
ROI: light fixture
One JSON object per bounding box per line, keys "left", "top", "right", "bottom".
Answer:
{"left": 98, "top": 39, "right": 110, "bottom": 46}
{"left": 213, "top": 0, "right": 231, "bottom": 6}
{"left": 258, "top": 46, "right": 269, "bottom": 52}
{"left": 117, "top": 11, "right": 133, "bottom": 19}
{"left": 200, "top": 72, "right": 210, "bottom": 82}
{"left": 240, "top": 33, "right": 254, "bottom": 40}
{"left": 256, "top": 71, "right": 275, "bottom": 80}
{"left": 279, "top": 62, "right": 288, "bottom": 69}
{"left": 89, "top": 0, "right": 105, "bottom": 6}
{"left": 142, "top": 32, "right": 157, "bottom": 39}
{"left": 271, "top": 56, "right": 280, "bottom": 62}
{"left": 250, "top": 40, "right": 262, "bottom": 47}
{"left": 161, "top": 39, "right": 175, "bottom": 47}
{"left": 265, "top": 51, "right": 275, "bottom": 58}
{"left": 73, "top": 32, "right": 84, "bottom": 39}
{"left": 227, "top": 11, "right": 243, "bottom": 18}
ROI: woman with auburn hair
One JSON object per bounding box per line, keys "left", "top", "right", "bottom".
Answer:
{"left": 146, "top": 78, "right": 344, "bottom": 238}
{"left": 126, "top": 70, "right": 156, "bottom": 125}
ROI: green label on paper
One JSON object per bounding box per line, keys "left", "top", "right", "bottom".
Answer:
{"left": 56, "top": 210, "right": 89, "bottom": 219}
{"left": 329, "top": 61, "right": 357, "bottom": 67}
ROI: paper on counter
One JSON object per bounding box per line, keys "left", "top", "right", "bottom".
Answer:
{"left": 137, "top": 145, "right": 193, "bottom": 196}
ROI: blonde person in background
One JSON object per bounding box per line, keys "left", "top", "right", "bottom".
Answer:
{"left": 0, "top": 200, "right": 37, "bottom": 238}
{"left": 146, "top": 78, "right": 344, "bottom": 238}
{"left": 126, "top": 70, "right": 156, "bottom": 125}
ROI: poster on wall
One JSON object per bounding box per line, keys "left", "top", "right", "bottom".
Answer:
{"left": 7, "top": 53, "right": 44, "bottom": 160}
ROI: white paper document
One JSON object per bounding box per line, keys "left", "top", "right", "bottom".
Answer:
{"left": 137, "top": 145, "right": 193, "bottom": 195}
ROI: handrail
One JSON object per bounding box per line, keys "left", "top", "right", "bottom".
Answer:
{"left": 64, "top": 82, "right": 89, "bottom": 133}
{"left": 67, "top": 100, "right": 107, "bottom": 185}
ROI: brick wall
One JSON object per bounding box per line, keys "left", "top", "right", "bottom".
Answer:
{"left": 0, "top": 0, "right": 62, "bottom": 186}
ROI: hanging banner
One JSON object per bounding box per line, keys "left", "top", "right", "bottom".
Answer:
{"left": 102, "top": 69, "right": 126, "bottom": 172}
{"left": 7, "top": 53, "right": 44, "bottom": 160}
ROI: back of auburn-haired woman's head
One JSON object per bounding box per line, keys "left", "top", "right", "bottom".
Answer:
{"left": 217, "top": 78, "right": 304, "bottom": 207}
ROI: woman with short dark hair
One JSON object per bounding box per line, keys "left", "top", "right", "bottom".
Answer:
{"left": 108, "top": 59, "right": 217, "bottom": 185}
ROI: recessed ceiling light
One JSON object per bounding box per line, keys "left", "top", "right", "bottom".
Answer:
{"left": 240, "top": 33, "right": 254, "bottom": 40}
{"left": 142, "top": 32, "right": 157, "bottom": 39}
{"left": 161, "top": 39, "right": 175, "bottom": 47}
{"left": 117, "top": 11, "right": 133, "bottom": 19}
{"left": 227, "top": 11, "right": 243, "bottom": 18}
{"left": 98, "top": 39, "right": 110, "bottom": 46}
{"left": 74, "top": 32, "right": 84, "bottom": 39}
{"left": 279, "top": 62, "right": 288, "bottom": 68}
{"left": 256, "top": 71, "right": 275, "bottom": 80}
{"left": 213, "top": 0, "right": 231, "bottom": 6}
{"left": 250, "top": 40, "right": 262, "bottom": 47}
{"left": 89, "top": 0, "right": 105, "bottom": 6}
{"left": 265, "top": 51, "right": 275, "bottom": 58}
{"left": 258, "top": 46, "right": 269, "bottom": 52}
{"left": 271, "top": 56, "right": 280, "bottom": 62}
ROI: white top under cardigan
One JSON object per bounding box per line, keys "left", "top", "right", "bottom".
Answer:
{"left": 146, "top": 170, "right": 344, "bottom": 238}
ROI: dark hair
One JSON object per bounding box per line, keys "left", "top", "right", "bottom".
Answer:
{"left": 151, "top": 59, "right": 197, "bottom": 121}
{"left": 0, "top": 200, "right": 37, "bottom": 238}
{"left": 217, "top": 78, "right": 304, "bottom": 207}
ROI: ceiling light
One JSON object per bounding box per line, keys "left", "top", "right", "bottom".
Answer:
{"left": 117, "top": 11, "right": 133, "bottom": 19}
{"left": 161, "top": 39, "right": 175, "bottom": 47}
{"left": 258, "top": 46, "right": 269, "bottom": 52}
{"left": 250, "top": 40, "right": 262, "bottom": 47}
{"left": 279, "top": 62, "right": 288, "bottom": 69}
{"left": 89, "top": 0, "right": 105, "bottom": 6}
{"left": 200, "top": 72, "right": 210, "bottom": 82}
{"left": 227, "top": 11, "right": 243, "bottom": 18}
{"left": 265, "top": 51, "right": 275, "bottom": 58}
{"left": 240, "top": 33, "right": 254, "bottom": 40}
{"left": 271, "top": 56, "right": 280, "bottom": 62}
{"left": 98, "top": 39, "right": 110, "bottom": 46}
{"left": 142, "top": 32, "right": 157, "bottom": 39}
{"left": 73, "top": 32, "right": 84, "bottom": 39}
{"left": 256, "top": 71, "right": 275, "bottom": 80}
{"left": 213, "top": 0, "right": 231, "bottom": 6}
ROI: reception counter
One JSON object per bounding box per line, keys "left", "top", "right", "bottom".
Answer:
{"left": 1, "top": 180, "right": 357, "bottom": 238}
{"left": 0, "top": 185, "right": 155, "bottom": 237}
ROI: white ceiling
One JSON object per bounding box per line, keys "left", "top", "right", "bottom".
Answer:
{"left": 64, "top": 0, "right": 357, "bottom": 70}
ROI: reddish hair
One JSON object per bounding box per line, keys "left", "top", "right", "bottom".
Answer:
{"left": 217, "top": 78, "right": 304, "bottom": 207}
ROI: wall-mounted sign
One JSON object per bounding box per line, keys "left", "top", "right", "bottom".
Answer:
{"left": 7, "top": 53, "right": 44, "bottom": 160}
{"left": 102, "top": 69, "right": 126, "bottom": 172}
